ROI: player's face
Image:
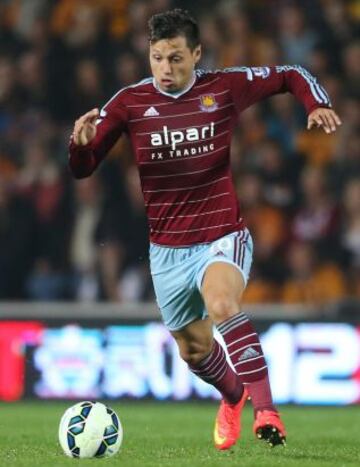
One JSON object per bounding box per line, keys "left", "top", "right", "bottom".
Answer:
{"left": 150, "top": 36, "right": 201, "bottom": 93}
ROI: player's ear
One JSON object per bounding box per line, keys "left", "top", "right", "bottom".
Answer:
{"left": 193, "top": 45, "right": 201, "bottom": 64}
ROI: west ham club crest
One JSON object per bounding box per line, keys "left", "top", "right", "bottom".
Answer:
{"left": 199, "top": 94, "right": 218, "bottom": 112}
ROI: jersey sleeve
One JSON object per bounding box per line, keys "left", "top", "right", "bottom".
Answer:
{"left": 224, "top": 65, "right": 331, "bottom": 115}
{"left": 69, "top": 94, "right": 128, "bottom": 178}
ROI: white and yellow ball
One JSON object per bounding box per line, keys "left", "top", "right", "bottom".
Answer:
{"left": 58, "top": 401, "right": 123, "bottom": 458}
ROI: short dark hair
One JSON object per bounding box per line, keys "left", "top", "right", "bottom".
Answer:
{"left": 148, "top": 9, "right": 200, "bottom": 50}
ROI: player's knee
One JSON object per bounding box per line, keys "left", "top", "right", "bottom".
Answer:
{"left": 206, "top": 294, "right": 238, "bottom": 324}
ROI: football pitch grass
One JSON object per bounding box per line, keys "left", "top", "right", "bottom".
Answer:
{"left": 0, "top": 402, "right": 359, "bottom": 467}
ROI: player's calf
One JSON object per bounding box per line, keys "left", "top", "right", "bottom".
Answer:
{"left": 188, "top": 339, "right": 243, "bottom": 405}
{"left": 217, "top": 313, "right": 275, "bottom": 412}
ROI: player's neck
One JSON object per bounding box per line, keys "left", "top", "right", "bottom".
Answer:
{"left": 153, "top": 72, "right": 196, "bottom": 99}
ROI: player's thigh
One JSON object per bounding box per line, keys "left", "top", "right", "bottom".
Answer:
{"left": 201, "top": 262, "right": 246, "bottom": 322}
{"left": 171, "top": 317, "right": 213, "bottom": 364}
{"left": 150, "top": 242, "right": 208, "bottom": 331}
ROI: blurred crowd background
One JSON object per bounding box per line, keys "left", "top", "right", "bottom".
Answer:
{"left": 0, "top": 0, "right": 359, "bottom": 310}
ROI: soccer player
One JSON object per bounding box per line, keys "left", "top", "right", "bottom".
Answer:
{"left": 69, "top": 9, "right": 341, "bottom": 450}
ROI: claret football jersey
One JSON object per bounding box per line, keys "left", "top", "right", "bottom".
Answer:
{"left": 69, "top": 66, "right": 330, "bottom": 247}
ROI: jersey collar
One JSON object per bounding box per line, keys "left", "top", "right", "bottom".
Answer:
{"left": 153, "top": 72, "right": 196, "bottom": 99}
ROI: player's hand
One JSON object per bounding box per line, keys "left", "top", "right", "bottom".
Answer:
{"left": 307, "top": 108, "right": 342, "bottom": 134}
{"left": 72, "top": 108, "right": 99, "bottom": 145}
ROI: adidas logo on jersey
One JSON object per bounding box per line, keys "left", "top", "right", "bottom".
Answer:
{"left": 143, "top": 106, "right": 159, "bottom": 117}
{"left": 238, "top": 346, "right": 260, "bottom": 362}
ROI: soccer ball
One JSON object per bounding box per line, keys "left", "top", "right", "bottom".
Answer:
{"left": 58, "top": 401, "right": 123, "bottom": 458}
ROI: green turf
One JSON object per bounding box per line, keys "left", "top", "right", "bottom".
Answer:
{"left": 0, "top": 402, "right": 359, "bottom": 467}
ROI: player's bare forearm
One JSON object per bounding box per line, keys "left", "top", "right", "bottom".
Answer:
{"left": 307, "top": 108, "right": 342, "bottom": 134}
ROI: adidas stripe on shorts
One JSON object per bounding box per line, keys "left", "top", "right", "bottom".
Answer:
{"left": 149, "top": 228, "right": 253, "bottom": 331}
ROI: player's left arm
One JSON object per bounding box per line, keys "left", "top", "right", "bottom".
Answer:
{"left": 227, "top": 65, "right": 341, "bottom": 133}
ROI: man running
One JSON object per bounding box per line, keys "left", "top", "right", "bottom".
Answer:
{"left": 69, "top": 8, "right": 341, "bottom": 450}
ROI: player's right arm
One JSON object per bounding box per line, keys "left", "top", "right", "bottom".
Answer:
{"left": 69, "top": 97, "right": 128, "bottom": 178}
